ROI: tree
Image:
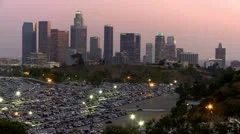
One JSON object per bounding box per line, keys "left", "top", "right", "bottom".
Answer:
{"left": 0, "top": 119, "right": 28, "bottom": 134}
{"left": 104, "top": 125, "right": 139, "bottom": 134}
{"left": 71, "top": 53, "right": 84, "bottom": 66}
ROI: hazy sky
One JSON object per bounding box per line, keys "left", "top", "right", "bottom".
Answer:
{"left": 0, "top": 0, "right": 240, "bottom": 60}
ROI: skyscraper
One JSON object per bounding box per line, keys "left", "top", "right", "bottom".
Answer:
{"left": 70, "top": 11, "right": 87, "bottom": 60}
{"left": 90, "top": 36, "right": 102, "bottom": 62}
{"left": 22, "top": 22, "right": 37, "bottom": 64}
{"left": 38, "top": 21, "right": 51, "bottom": 55}
{"left": 155, "top": 32, "right": 165, "bottom": 63}
{"left": 145, "top": 43, "right": 153, "bottom": 63}
{"left": 50, "top": 29, "right": 69, "bottom": 64}
{"left": 215, "top": 43, "right": 226, "bottom": 68}
{"left": 165, "top": 36, "right": 176, "bottom": 60}
{"left": 104, "top": 25, "right": 113, "bottom": 64}
{"left": 120, "top": 33, "right": 141, "bottom": 64}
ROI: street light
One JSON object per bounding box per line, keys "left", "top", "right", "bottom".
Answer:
{"left": 99, "top": 90, "right": 103, "bottom": 94}
{"left": 28, "top": 111, "right": 33, "bottom": 115}
{"left": 205, "top": 103, "right": 213, "bottom": 111}
{"left": 47, "top": 78, "right": 52, "bottom": 84}
{"left": 170, "top": 83, "right": 173, "bottom": 86}
{"left": 174, "top": 80, "right": 177, "bottom": 84}
{"left": 130, "top": 114, "right": 136, "bottom": 120}
{"left": 127, "top": 76, "right": 131, "bottom": 80}
{"left": 148, "top": 78, "right": 151, "bottom": 82}
{"left": 114, "top": 85, "right": 117, "bottom": 89}
{"left": 14, "top": 112, "right": 20, "bottom": 117}
{"left": 89, "top": 95, "right": 94, "bottom": 99}
{"left": 149, "top": 82, "right": 155, "bottom": 88}
{"left": 82, "top": 101, "right": 86, "bottom": 105}
{"left": 0, "top": 97, "right": 3, "bottom": 103}
{"left": 16, "top": 91, "right": 21, "bottom": 97}
{"left": 138, "top": 120, "right": 145, "bottom": 127}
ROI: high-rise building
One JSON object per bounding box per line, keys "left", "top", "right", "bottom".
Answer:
{"left": 155, "top": 32, "right": 165, "bottom": 63}
{"left": 90, "top": 36, "right": 102, "bottom": 62}
{"left": 120, "top": 33, "right": 141, "bottom": 64}
{"left": 145, "top": 43, "right": 153, "bottom": 63}
{"left": 165, "top": 36, "right": 176, "bottom": 59}
{"left": 179, "top": 52, "right": 199, "bottom": 65}
{"left": 70, "top": 11, "right": 87, "bottom": 59}
{"left": 50, "top": 29, "right": 69, "bottom": 64}
{"left": 104, "top": 25, "right": 113, "bottom": 64}
{"left": 38, "top": 21, "right": 51, "bottom": 55}
{"left": 215, "top": 43, "right": 226, "bottom": 68}
{"left": 22, "top": 22, "right": 37, "bottom": 64}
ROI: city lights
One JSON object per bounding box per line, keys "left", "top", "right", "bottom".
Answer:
{"left": 138, "top": 120, "right": 145, "bottom": 127}
{"left": 127, "top": 76, "right": 131, "bottom": 80}
{"left": 82, "top": 101, "right": 86, "bottom": 105}
{"left": 16, "top": 91, "right": 21, "bottom": 97}
{"left": 0, "top": 97, "right": 3, "bottom": 103}
{"left": 114, "top": 85, "right": 117, "bottom": 89}
{"left": 174, "top": 80, "right": 177, "bottom": 84}
{"left": 99, "top": 90, "right": 103, "bottom": 94}
{"left": 130, "top": 113, "right": 136, "bottom": 120}
{"left": 148, "top": 78, "right": 151, "bottom": 82}
{"left": 170, "top": 83, "right": 173, "bottom": 86}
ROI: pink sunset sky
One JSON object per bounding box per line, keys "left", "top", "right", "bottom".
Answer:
{"left": 0, "top": 0, "right": 240, "bottom": 60}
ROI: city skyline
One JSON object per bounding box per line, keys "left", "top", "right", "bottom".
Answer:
{"left": 0, "top": 0, "right": 240, "bottom": 60}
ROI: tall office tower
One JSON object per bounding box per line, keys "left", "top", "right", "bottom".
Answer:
{"left": 155, "top": 32, "right": 165, "bottom": 63}
{"left": 145, "top": 43, "right": 153, "bottom": 63}
{"left": 90, "top": 36, "right": 102, "bottom": 62}
{"left": 22, "top": 22, "right": 37, "bottom": 64}
{"left": 50, "top": 29, "right": 69, "bottom": 64}
{"left": 38, "top": 21, "right": 51, "bottom": 55}
{"left": 165, "top": 36, "right": 176, "bottom": 60}
{"left": 104, "top": 25, "right": 113, "bottom": 64}
{"left": 215, "top": 43, "right": 226, "bottom": 68}
{"left": 120, "top": 33, "right": 141, "bottom": 64}
{"left": 70, "top": 11, "right": 87, "bottom": 59}
{"left": 179, "top": 52, "right": 199, "bottom": 65}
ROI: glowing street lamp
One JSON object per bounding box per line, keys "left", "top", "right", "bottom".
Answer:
{"left": 82, "top": 101, "right": 86, "bottom": 105}
{"left": 130, "top": 114, "right": 136, "bottom": 120}
{"left": 138, "top": 120, "right": 145, "bottom": 127}
{"left": 14, "top": 112, "right": 20, "bottom": 117}
{"left": 149, "top": 82, "right": 155, "bottom": 88}
{"left": 47, "top": 78, "right": 52, "bottom": 84}
{"left": 28, "top": 111, "right": 33, "bottom": 115}
{"left": 127, "top": 76, "right": 131, "bottom": 80}
{"left": 89, "top": 95, "right": 94, "bottom": 100}
{"left": 16, "top": 91, "right": 21, "bottom": 97}
{"left": 0, "top": 97, "right": 3, "bottom": 103}
{"left": 99, "top": 90, "right": 103, "bottom": 94}
{"left": 170, "top": 83, "right": 173, "bottom": 86}
{"left": 174, "top": 80, "right": 177, "bottom": 84}
{"left": 205, "top": 103, "right": 213, "bottom": 111}
{"left": 114, "top": 85, "right": 117, "bottom": 89}
{"left": 23, "top": 71, "right": 30, "bottom": 76}
{"left": 148, "top": 78, "right": 151, "bottom": 82}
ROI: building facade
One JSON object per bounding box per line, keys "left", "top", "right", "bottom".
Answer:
{"left": 120, "top": 33, "right": 141, "bottom": 64}
{"left": 22, "top": 22, "right": 37, "bottom": 64}
{"left": 103, "top": 25, "right": 113, "bottom": 64}
{"left": 176, "top": 48, "right": 184, "bottom": 60}
{"left": 165, "top": 36, "right": 176, "bottom": 60}
{"left": 155, "top": 32, "right": 165, "bottom": 63}
{"left": 38, "top": 21, "right": 51, "bottom": 55}
{"left": 145, "top": 43, "right": 153, "bottom": 63}
{"left": 215, "top": 43, "right": 226, "bottom": 68}
{"left": 50, "top": 29, "right": 69, "bottom": 64}
{"left": 179, "top": 52, "right": 199, "bottom": 65}
{"left": 70, "top": 11, "right": 87, "bottom": 60}
{"left": 24, "top": 52, "right": 48, "bottom": 67}
{"left": 90, "top": 36, "right": 102, "bottom": 62}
